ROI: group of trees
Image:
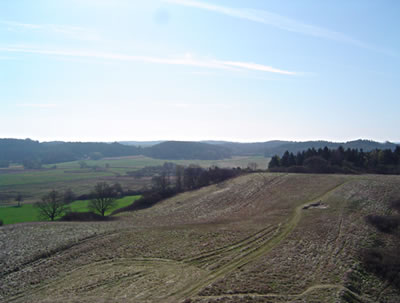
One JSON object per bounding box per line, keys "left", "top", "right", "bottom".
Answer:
{"left": 269, "top": 146, "right": 400, "bottom": 174}
{"left": 152, "top": 165, "right": 242, "bottom": 193}
{"left": 113, "top": 165, "right": 243, "bottom": 214}
{"left": 34, "top": 183, "right": 119, "bottom": 221}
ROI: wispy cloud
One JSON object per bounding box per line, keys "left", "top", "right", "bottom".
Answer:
{"left": 168, "top": 102, "right": 232, "bottom": 109}
{"left": 17, "top": 103, "right": 59, "bottom": 109}
{"left": 0, "top": 20, "right": 100, "bottom": 41}
{"left": 164, "top": 0, "right": 394, "bottom": 56}
{"left": 0, "top": 45, "right": 297, "bottom": 75}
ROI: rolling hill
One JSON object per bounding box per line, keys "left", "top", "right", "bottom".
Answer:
{"left": 144, "top": 141, "right": 232, "bottom": 160}
{"left": 1, "top": 138, "right": 398, "bottom": 166}
{"left": 2, "top": 173, "right": 400, "bottom": 302}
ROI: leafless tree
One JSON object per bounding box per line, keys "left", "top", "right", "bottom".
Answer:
{"left": 15, "top": 193, "right": 23, "bottom": 207}
{"left": 88, "top": 182, "right": 117, "bottom": 216}
{"left": 248, "top": 162, "right": 258, "bottom": 171}
{"left": 35, "top": 190, "right": 68, "bottom": 221}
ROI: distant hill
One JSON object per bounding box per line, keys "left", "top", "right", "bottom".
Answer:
{"left": 1, "top": 138, "right": 398, "bottom": 166}
{"left": 0, "top": 139, "right": 141, "bottom": 164}
{"left": 219, "top": 140, "right": 292, "bottom": 156}
{"left": 145, "top": 141, "right": 232, "bottom": 160}
{"left": 118, "top": 141, "right": 164, "bottom": 147}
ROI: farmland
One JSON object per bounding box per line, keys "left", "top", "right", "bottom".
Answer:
{"left": 1, "top": 173, "right": 400, "bottom": 302}
{"left": 0, "top": 155, "right": 267, "bottom": 205}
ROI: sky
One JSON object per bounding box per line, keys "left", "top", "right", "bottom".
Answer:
{"left": 0, "top": 0, "right": 399, "bottom": 143}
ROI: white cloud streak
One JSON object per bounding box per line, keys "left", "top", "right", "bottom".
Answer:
{"left": 0, "top": 45, "right": 297, "bottom": 75}
{"left": 168, "top": 102, "right": 232, "bottom": 109}
{"left": 17, "top": 103, "right": 59, "bottom": 109}
{"left": 0, "top": 20, "right": 100, "bottom": 41}
{"left": 165, "top": 0, "right": 393, "bottom": 55}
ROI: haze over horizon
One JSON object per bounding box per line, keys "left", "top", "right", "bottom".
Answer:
{"left": 1, "top": 1, "right": 399, "bottom": 143}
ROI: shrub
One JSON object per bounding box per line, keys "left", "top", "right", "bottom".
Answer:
{"left": 360, "top": 247, "right": 400, "bottom": 290}
{"left": 0, "top": 219, "right": 3, "bottom": 226}
{"left": 391, "top": 199, "right": 400, "bottom": 212}
{"left": 366, "top": 215, "right": 400, "bottom": 233}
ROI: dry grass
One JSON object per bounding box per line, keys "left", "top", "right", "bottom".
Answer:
{"left": 1, "top": 173, "right": 400, "bottom": 303}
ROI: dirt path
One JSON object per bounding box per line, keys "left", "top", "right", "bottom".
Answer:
{"left": 172, "top": 179, "right": 353, "bottom": 302}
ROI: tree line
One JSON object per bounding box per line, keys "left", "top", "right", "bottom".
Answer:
{"left": 0, "top": 139, "right": 232, "bottom": 167}
{"left": 268, "top": 146, "right": 400, "bottom": 174}
{"left": 113, "top": 165, "right": 243, "bottom": 214}
{"left": 28, "top": 164, "right": 244, "bottom": 221}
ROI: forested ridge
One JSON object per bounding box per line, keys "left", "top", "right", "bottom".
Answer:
{"left": 0, "top": 139, "right": 231, "bottom": 166}
{"left": 0, "top": 138, "right": 398, "bottom": 167}
{"left": 269, "top": 146, "right": 400, "bottom": 174}
{"left": 0, "top": 139, "right": 141, "bottom": 167}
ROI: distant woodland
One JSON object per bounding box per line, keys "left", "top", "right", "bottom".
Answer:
{"left": 269, "top": 146, "right": 400, "bottom": 174}
{"left": 0, "top": 139, "right": 231, "bottom": 166}
{"left": 0, "top": 138, "right": 398, "bottom": 168}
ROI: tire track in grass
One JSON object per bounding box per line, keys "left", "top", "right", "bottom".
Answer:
{"left": 173, "top": 179, "right": 354, "bottom": 302}
{"left": 192, "top": 283, "right": 374, "bottom": 303}
{"left": 183, "top": 225, "right": 276, "bottom": 266}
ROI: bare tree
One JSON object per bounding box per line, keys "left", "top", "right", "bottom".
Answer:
{"left": 112, "top": 183, "right": 124, "bottom": 196}
{"left": 89, "top": 182, "right": 117, "bottom": 216}
{"left": 35, "top": 190, "right": 68, "bottom": 221}
{"left": 175, "top": 165, "right": 184, "bottom": 192}
{"left": 152, "top": 173, "right": 168, "bottom": 192}
{"left": 63, "top": 188, "right": 76, "bottom": 204}
{"left": 15, "top": 193, "right": 23, "bottom": 207}
{"left": 247, "top": 162, "right": 258, "bottom": 171}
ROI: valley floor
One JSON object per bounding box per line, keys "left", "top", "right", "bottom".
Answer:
{"left": 1, "top": 173, "right": 400, "bottom": 303}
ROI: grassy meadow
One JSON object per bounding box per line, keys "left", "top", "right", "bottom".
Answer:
{"left": 0, "top": 195, "right": 141, "bottom": 225}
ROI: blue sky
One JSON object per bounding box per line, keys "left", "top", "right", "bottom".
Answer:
{"left": 0, "top": 0, "right": 399, "bottom": 142}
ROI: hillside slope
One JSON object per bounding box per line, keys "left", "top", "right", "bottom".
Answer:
{"left": 145, "top": 141, "right": 232, "bottom": 160}
{"left": 1, "top": 173, "right": 400, "bottom": 302}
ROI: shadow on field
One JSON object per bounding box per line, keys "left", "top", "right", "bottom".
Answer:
{"left": 360, "top": 199, "right": 400, "bottom": 290}
{"left": 59, "top": 212, "right": 117, "bottom": 222}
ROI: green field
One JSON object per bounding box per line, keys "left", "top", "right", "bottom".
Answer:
{"left": 0, "top": 195, "right": 141, "bottom": 225}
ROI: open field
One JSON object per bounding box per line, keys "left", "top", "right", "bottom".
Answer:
{"left": 0, "top": 195, "right": 141, "bottom": 225}
{"left": 0, "top": 156, "right": 268, "bottom": 205}
{"left": 1, "top": 173, "right": 399, "bottom": 302}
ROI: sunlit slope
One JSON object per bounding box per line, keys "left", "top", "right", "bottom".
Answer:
{"left": 2, "top": 173, "right": 400, "bottom": 303}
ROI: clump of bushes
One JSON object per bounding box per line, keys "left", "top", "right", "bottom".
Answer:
{"left": 366, "top": 215, "right": 400, "bottom": 233}
{"left": 361, "top": 198, "right": 400, "bottom": 290}
{"left": 360, "top": 247, "right": 400, "bottom": 289}
{"left": 391, "top": 199, "right": 400, "bottom": 212}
